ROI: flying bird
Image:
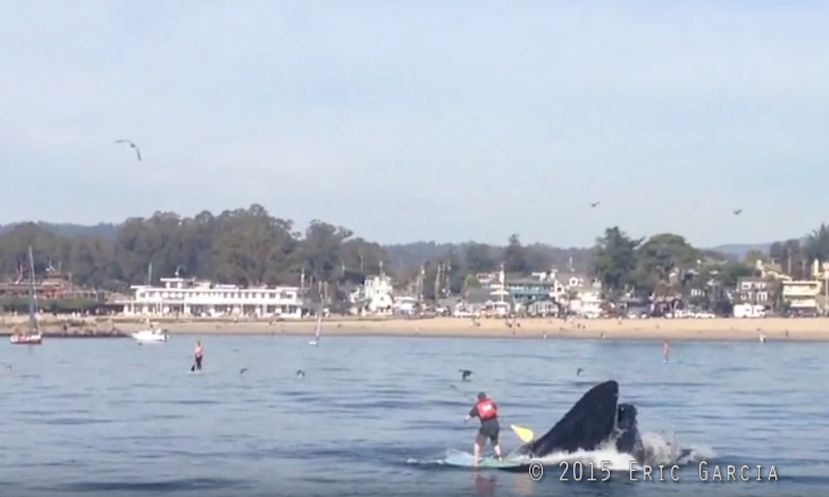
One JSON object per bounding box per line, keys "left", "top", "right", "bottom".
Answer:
{"left": 239, "top": 368, "right": 248, "bottom": 376}
{"left": 296, "top": 369, "right": 306, "bottom": 378}
{"left": 589, "top": 202, "right": 600, "bottom": 208}
{"left": 459, "top": 369, "right": 472, "bottom": 381}
{"left": 733, "top": 208, "right": 743, "bottom": 215}
{"left": 114, "top": 139, "right": 142, "bottom": 161}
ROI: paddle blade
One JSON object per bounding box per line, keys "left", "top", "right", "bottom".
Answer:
{"left": 511, "top": 424, "right": 535, "bottom": 443}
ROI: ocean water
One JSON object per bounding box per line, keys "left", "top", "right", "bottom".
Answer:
{"left": 0, "top": 335, "right": 826, "bottom": 497}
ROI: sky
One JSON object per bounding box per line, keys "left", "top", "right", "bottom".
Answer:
{"left": 1, "top": 1, "right": 827, "bottom": 248}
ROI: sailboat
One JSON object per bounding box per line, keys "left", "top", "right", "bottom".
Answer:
{"left": 308, "top": 314, "right": 322, "bottom": 346}
{"left": 10, "top": 246, "right": 43, "bottom": 345}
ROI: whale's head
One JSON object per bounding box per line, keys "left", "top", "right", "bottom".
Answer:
{"left": 615, "top": 403, "right": 644, "bottom": 461}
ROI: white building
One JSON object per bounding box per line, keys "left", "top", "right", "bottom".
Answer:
{"left": 735, "top": 277, "right": 770, "bottom": 304}
{"left": 569, "top": 288, "right": 603, "bottom": 318}
{"left": 120, "top": 277, "right": 303, "bottom": 319}
{"left": 782, "top": 280, "right": 821, "bottom": 314}
{"left": 393, "top": 296, "right": 418, "bottom": 316}
{"left": 350, "top": 274, "right": 395, "bottom": 316}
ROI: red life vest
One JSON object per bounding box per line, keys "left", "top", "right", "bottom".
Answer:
{"left": 475, "top": 398, "right": 498, "bottom": 421}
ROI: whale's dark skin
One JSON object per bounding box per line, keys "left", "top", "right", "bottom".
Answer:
{"left": 511, "top": 380, "right": 645, "bottom": 462}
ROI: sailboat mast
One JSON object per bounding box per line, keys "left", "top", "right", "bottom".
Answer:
{"left": 27, "top": 246, "right": 37, "bottom": 331}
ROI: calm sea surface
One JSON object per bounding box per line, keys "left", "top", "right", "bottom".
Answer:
{"left": 1, "top": 335, "right": 827, "bottom": 497}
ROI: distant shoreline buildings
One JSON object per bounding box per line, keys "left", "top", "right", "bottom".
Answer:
{"left": 4, "top": 255, "right": 828, "bottom": 321}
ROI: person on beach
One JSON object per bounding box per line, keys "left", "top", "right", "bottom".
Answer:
{"left": 194, "top": 340, "right": 204, "bottom": 370}
{"left": 465, "top": 392, "right": 503, "bottom": 465}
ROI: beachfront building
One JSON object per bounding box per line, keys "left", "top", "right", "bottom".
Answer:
{"left": 505, "top": 277, "right": 558, "bottom": 316}
{"left": 782, "top": 280, "right": 822, "bottom": 316}
{"left": 393, "top": 296, "right": 418, "bottom": 316}
{"left": 349, "top": 274, "right": 395, "bottom": 316}
{"left": 120, "top": 277, "right": 303, "bottom": 319}
{"left": 735, "top": 277, "right": 770, "bottom": 305}
{"left": 569, "top": 287, "right": 604, "bottom": 318}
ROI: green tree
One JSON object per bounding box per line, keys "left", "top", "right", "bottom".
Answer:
{"left": 633, "top": 233, "right": 699, "bottom": 296}
{"left": 592, "top": 227, "right": 641, "bottom": 299}
{"left": 805, "top": 224, "right": 829, "bottom": 264}
{"left": 769, "top": 239, "right": 806, "bottom": 278}
{"left": 463, "top": 242, "right": 497, "bottom": 273}
{"left": 504, "top": 234, "right": 529, "bottom": 274}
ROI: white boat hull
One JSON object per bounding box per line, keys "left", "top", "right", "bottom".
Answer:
{"left": 10, "top": 333, "right": 43, "bottom": 345}
{"left": 131, "top": 330, "right": 169, "bottom": 343}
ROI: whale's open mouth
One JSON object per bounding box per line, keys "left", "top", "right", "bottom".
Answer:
{"left": 511, "top": 380, "right": 645, "bottom": 462}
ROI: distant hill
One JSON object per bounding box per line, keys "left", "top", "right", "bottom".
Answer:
{"left": 709, "top": 243, "right": 772, "bottom": 260}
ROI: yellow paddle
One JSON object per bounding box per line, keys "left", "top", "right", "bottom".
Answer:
{"left": 510, "top": 424, "right": 535, "bottom": 443}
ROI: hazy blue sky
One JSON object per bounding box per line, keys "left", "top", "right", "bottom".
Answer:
{"left": 1, "top": 1, "right": 827, "bottom": 247}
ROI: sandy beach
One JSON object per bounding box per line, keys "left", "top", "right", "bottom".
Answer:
{"left": 2, "top": 314, "right": 829, "bottom": 342}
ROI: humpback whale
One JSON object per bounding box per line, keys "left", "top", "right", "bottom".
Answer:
{"left": 512, "top": 380, "right": 644, "bottom": 462}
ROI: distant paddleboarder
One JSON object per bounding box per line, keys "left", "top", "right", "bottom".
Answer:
{"left": 464, "top": 392, "right": 503, "bottom": 466}
{"left": 662, "top": 339, "right": 670, "bottom": 362}
{"left": 192, "top": 340, "right": 204, "bottom": 371}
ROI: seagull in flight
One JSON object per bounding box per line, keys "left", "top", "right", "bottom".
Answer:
{"left": 114, "top": 139, "right": 142, "bottom": 161}
{"left": 589, "top": 201, "right": 600, "bottom": 208}
{"left": 733, "top": 208, "right": 743, "bottom": 215}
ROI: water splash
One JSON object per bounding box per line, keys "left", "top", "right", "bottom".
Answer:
{"left": 640, "top": 431, "right": 715, "bottom": 466}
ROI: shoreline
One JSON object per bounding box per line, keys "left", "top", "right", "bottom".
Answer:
{"left": 2, "top": 315, "right": 829, "bottom": 342}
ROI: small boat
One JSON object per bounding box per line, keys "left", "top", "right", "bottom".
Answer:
{"left": 10, "top": 332, "right": 42, "bottom": 345}
{"left": 131, "top": 329, "right": 169, "bottom": 343}
{"left": 10, "top": 246, "right": 43, "bottom": 346}
{"left": 308, "top": 314, "right": 322, "bottom": 346}
{"left": 131, "top": 319, "right": 169, "bottom": 343}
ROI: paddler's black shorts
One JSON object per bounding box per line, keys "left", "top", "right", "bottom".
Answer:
{"left": 478, "top": 419, "right": 499, "bottom": 444}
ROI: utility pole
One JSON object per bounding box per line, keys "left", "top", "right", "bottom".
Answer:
{"left": 434, "top": 263, "right": 442, "bottom": 305}
{"left": 787, "top": 248, "right": 792, "bottom": 277}
{"left": 418, "top": 264, "right": 425, "bottom": 307}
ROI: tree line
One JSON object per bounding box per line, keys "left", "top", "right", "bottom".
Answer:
{"left": 2, "top": 204, "right": 829, "bottom": 309}
{"left": 0, "top": 206, "right": 591, "bottom": 299}
{"left": 591, "top": 224, "right": 829, "bottom": 312}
